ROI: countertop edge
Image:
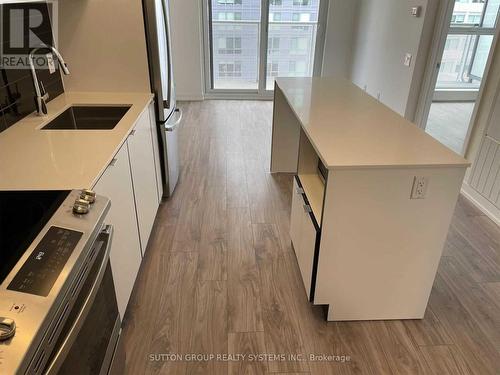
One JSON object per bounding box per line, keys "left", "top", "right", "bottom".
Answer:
{"left": 275, "top": 78, "right": 470, "bottom": 170}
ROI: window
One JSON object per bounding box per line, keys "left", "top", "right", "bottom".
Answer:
{"left": 425, "top": 0, "right": 499, "bottom": 153}
{"left": 467, "top": 14, "right": 481, "bottom": 24}
{"left": 300, "top": 13, "right": 311, "bottom": 22}
{"left": 268, "top": 37, "right": 280, "bottom": 53}
{"left": 267, "top": 62, "right": 279, "bottom": 77}
{"left": 452, "top": 14, "right": 465, "bottom": 23}
{"left": 270, "top": 12, "right": 281, "bottom": 21}
{"left": 218, "top": 37, "right": 242, "bottom": 54}
{"left": 291, "top": 37, "right": 308, "bottom": 53}
{"left": 292, "top": 13, "right": 311, "bottom": 22}
{"left": 289, "top": 60, "right": 306, "bottom": 74}
{"left": 436, "top": 0, "right": 499, "bottom": 91}
{"left": 292, "top": 25, "right": 309, "bottom": 31}
{"left": 206, "top": 0, "right": 324, "bottom": 93}
{"left": 219, "top": 62, "right": 242, "bottom": 78}
{"left": 218, "top": 12, "right": 242, "bottom": 20}
{"left": 445, "top": 37, "right": 460, "bottom": 49}
{"left": 217, "top": 0, "right": 242, "bottom": 4}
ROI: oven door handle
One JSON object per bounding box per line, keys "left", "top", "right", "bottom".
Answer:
{"left": 43, "top": 225, "right": 114, "bottom": 375}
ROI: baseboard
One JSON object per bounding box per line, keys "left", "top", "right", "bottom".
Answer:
{"left": 461, "top": 182, "right": 500, "bottom": 226}
{"left": 176, "top": 93, "right": 204, "bottom": 101}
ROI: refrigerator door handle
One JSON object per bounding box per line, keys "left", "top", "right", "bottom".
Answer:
{"left": 160, "top": 0, "right": 171, "bottom": 110}
{"left": 165, "top": 108, "right": 182, "bottom": 132}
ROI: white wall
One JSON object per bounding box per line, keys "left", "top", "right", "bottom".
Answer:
{"left": 169, "top": 0, "right": 205, "bottom": 101}
{"left": 59, "top": 0, "right": 204, "bottom": 100}
{"left": 58, "top": 0, "right": 151, "bottom": 93}
{"left": 321, "top": 0, "right": 359, "bottom": 78}
{"left": 169, "top": 0, "right": 358, "bottom": 99}
{"left": 349, "top": 0, "right": 437, "bottom": 118}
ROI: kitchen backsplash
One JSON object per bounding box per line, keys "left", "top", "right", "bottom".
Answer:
{"left": 0, "top": 2, "right": 64, "bottom": 133}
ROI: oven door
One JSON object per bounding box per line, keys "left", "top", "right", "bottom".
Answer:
{"left": 42, "top": 225, "right": 122, "bottom": 375}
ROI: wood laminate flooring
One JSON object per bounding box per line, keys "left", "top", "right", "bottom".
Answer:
{"left": 120, "top": 100, "right": 500, "bottom": 375}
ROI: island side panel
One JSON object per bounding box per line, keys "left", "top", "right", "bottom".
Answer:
{"left": 314, "top": 166, "right": 467, "bottom": 321}
{"left": 270, "top": 84, "right": 301, "bottom": 173}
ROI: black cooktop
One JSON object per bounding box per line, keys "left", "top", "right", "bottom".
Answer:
{"left": 0, "top": 190, "right": 71, "bottom": 285}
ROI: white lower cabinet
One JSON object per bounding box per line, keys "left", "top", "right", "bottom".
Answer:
{"left": 94, "top": 143, "right": 142, "bottom": 319}
{"left": 94, "top": 103, "right": 161, "bottom": 319}
{"left": 127, "top": 107, "right": 161, "bottom": 255}
{"left": 290, "top": 177, "right": 319, "bottom": 300}
{"left": 148, "top": 104, "right": 164, "bottom": 202}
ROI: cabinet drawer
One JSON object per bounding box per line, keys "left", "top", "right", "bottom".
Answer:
{"left": 290, "top": 176, "right": 320, "bottom": 301}
{"left": 290, "top": 177, "right": 304, "bottom": 251}
{"left": 298, "top": 207, "right": 318, "bottom": 300}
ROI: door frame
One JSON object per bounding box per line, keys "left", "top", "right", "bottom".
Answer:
{"left": 201, "top": 0, "right": 329, "bottom": 100}
{"left": 414, "top": 0, "right": 500, "bottom": 156}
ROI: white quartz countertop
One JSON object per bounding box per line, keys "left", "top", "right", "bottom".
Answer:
{"left": 276, "top": 77, "right": 470, "bottom": 169}
{"left": 0, "top": 91, "right": 153, "bottom": 190}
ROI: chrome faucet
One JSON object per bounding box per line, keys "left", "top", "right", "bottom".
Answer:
{"left": 28, "top": 45, "right": 70, "bottom": 116}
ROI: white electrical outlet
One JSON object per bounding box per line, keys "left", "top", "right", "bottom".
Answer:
{"left": 411, "top": 176, "right": 428, "bottom": 199}
{"left": 404, "top": 53, "right": 412, "bottom": 67}
{"left": 411, "top": 6, "right": 421, "bottom": 17}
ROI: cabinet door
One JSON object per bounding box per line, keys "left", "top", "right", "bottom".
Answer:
{"left": 290, "top": 176, "right": 318, "bottom": 300}
{"left": 94, "top": 143, "right": 142, "bottom": 319}
{"left": 298, "top": 211, "right": 317, "bottom": 300}
{"left": 290, "top": 178, "right": 304, "bottom": 254}
{"left": 127, "top": 108, "right": 160, "bottom": 254}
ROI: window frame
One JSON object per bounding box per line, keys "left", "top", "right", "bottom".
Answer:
{"left": 202, "top": 0, "right": 329, "bottom": 99}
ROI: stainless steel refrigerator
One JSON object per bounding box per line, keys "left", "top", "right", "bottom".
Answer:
{"left": 143, "top": 0, "right": 182, "bottom": 197}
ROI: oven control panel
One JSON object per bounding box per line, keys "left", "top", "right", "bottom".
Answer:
{"left": 7, "top": 227, "right": 83, "bottom": 297}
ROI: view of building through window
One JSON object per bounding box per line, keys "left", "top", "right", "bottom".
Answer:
{"left": 436, "top": 0, "right": 500, "bottom": 90}
{"left": 425, "top": 0, "right": 499, "bottom": 154}
{"left": 210, "top": 0, "right": 320, "bottom": 90}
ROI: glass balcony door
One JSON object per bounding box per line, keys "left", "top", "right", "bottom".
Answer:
{"left": 436, "top": 0, "right": 499, "bottom": 93}
{"left": 209, "top": 0, "right": 262, "bottom": 90}
{"left": 266, "top": 0, "right": 321, "bottom": 90}
{"left": 203, "top": 0, "right": 326, "bottom": 97}
{"left": 423, "top": 0, "right": 500, "bottom": 154}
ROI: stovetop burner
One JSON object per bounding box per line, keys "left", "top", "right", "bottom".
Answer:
{"left": 0, "top": 190, "right": 71, "bottom": 285}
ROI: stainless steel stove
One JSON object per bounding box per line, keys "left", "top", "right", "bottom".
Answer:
{"left": 0, "top": 190, "right": 123, "bottom": 375}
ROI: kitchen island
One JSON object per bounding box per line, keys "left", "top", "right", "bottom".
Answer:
{"left": 271, "top": 77, "right": 470, "bottom": 321}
